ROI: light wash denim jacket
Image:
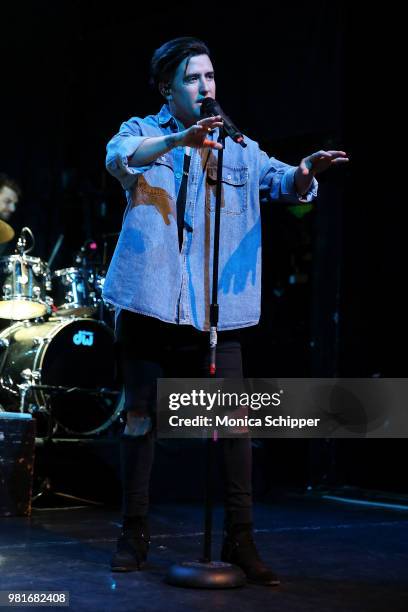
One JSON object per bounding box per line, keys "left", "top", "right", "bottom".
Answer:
{"left": 104, "top": 105, "right": 318, "bottom": 331}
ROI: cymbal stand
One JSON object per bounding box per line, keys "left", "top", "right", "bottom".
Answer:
{"left": 19, "top": 384, "right": 104, "bottom": 507}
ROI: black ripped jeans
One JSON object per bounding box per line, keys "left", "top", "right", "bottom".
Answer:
{"left": 116, "top": 310, "right": 253, "bottom": 526}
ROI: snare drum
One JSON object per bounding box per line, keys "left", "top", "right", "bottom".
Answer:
{"left": 0, "top": 255, "right": 51, "bottom": 320}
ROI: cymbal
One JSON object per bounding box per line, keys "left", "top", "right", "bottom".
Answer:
{"left": 0, "top": 219, "right": 15, "bottom": 244}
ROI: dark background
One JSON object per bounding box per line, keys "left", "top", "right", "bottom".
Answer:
{"left": 0, "top": 1, "right": 405, "bottom": 499}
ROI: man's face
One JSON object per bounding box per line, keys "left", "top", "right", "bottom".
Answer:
{"left": 0, "top": 186, "right": 18, "bottom": 222}
{"left": 167, "top": 54, "right": 216, "bottom": 127}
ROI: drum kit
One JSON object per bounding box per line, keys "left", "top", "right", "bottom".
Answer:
{"left": 0, "top": 220, "right": 123, "bottom": 437}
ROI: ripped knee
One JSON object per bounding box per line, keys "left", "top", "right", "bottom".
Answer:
{"left": 124, "top": 411, "right": 153, "bottom": 437}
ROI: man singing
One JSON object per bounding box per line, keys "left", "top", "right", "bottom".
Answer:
{"left": 103, "top": 36, "right": 348, "bottom": 585}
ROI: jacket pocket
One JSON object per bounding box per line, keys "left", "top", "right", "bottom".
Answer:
{"left": 206, "top": 165, "right": 248, "bottom": 215}
{"left": 138, "top": 154, "right": 174, "bottom": 193}
{"left": 154, "top": 154, "right": 174, "bottom": 171}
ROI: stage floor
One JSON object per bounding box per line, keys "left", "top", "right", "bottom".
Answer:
{"left": 1, "top": 495, "right": 407, "bottom": 611}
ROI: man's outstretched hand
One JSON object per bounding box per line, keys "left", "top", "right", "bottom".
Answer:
{"left": 295, "top": 149, "right": 349, "bottom": 197}
{"left": 300, "top": 150, "right": 349, "bottom": 176}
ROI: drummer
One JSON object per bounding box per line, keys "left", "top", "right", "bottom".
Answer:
{"left": 0, "top": 173, "right": 20, "bottom": 222}
{"left": 0, "top": 173, "right": 20, "bottom": 255}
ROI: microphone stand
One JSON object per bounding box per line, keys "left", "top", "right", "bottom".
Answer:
{"left": 166, "top": 128, "right": 246, "bottom": 589}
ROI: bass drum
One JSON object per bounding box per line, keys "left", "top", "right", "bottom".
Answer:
{"left": 0, "top": 318, "right": 123, "bottom": 435}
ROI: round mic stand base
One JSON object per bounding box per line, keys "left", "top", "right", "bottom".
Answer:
{"left": 165, "top": 560, "right": 246, "bottom": 589}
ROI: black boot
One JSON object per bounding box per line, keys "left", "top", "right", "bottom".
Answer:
{"left": 111, "top": 516, "right": 150, "bottom": 572}
{"left": 221, "top": 523, "right": 280, "bottom": 586}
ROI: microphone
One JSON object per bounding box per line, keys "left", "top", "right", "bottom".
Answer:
{"left": 200, "top": 98, "right": 247, "bottom": 148}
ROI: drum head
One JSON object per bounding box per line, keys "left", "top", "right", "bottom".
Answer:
{"left": 39, "top": 319, "right": 121, "bottom": 434}
{"left": 0, "top": 299, "right": 47, "bottom": 320}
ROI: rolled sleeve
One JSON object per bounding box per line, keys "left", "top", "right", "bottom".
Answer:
{"left": 259, "top": 153, "right": 318, "bottom": 204}
{"left": 106, "top": 119, "right": 155, "bottom": 190}
{"left": 280, "top": 166, "right": 318, "bottom": 203}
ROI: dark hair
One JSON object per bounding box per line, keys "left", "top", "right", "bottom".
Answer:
{"left": 0, "top": 173, "right": 22, "bottom": 199}
{"left": 150, "top": 37, "right": 211, "bottom": 91}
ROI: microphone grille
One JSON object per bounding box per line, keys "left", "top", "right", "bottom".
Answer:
{"left": 200, "top": 97, "right": 217, "bottom": 117}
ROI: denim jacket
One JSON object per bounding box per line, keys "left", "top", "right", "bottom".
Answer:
{"left": 104, "top": 105, "right": 318, "bottom": 331}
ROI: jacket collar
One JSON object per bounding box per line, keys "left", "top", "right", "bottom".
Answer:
{"left": 157, "top": 104, "right": 178, "bottom": 130}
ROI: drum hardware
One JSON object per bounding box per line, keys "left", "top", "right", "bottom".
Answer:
{"left": 20, "top": 368, "right": 41, "bottom": 382}
{"left": 32, "top": 336, "right": 49, "bottom": 346}
{"left": 18, "top": 382, "right": 120, "bottom": 425}
{"left": 0, "top": 376, "right": 19, "bottom": 398}
{"left": 31, "top": 476, "right": 104, "bottom": 507}
{"left": 29, "top": 380, "right": 105, "bottom": 507}
{"left": 0, "top": 337, "right": 11, "bottom": 383}
{"left": 45, "top": 296, "right": 54, "bottom": 310}
{"left": 101, "top": 231, "right": 120, "bottom": 267}
{"left": 19, "top": 378, "right": 118, "bottom": 509}
{"left": 27, "top": 384, "right": 120, "bottom": 400}
{"left": 17, "top": 382, "right": 31, "bottom": 413}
